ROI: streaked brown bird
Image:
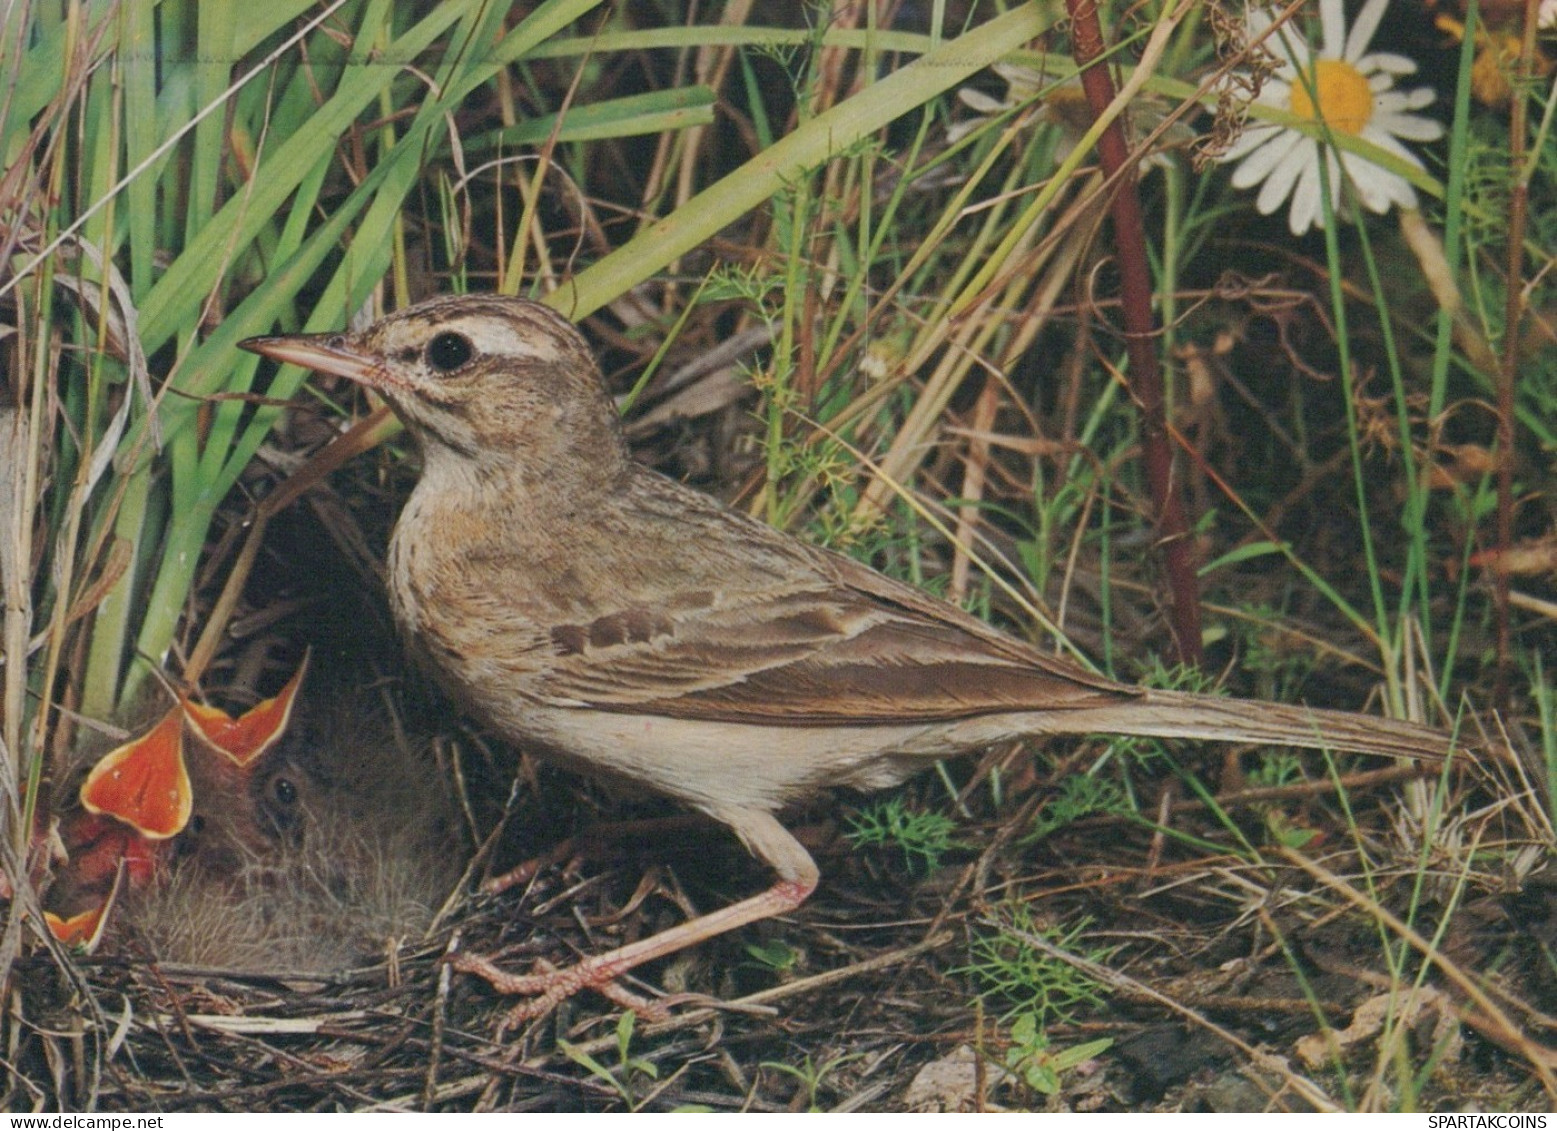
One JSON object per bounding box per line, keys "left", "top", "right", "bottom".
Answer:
{"left": 242, "top": 294, "right": 1459, "bottom": 1021}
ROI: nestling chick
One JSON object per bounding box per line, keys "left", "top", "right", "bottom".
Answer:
{"left": 120, "top": 702, "right": 467, "bottom": 974}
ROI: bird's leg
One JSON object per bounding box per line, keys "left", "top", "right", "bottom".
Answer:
{"left": 451, "top": 809, "right": 819, "bottom": 1023}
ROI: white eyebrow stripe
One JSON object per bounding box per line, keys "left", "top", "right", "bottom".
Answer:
{"left": 445, "top": 315, "right": 568, "bottom": 365}
{"left": 501, "top": 324, "right": 564, "bottom": 363}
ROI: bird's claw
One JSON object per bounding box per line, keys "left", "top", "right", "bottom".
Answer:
{"left": 449, "top": 951, "right": 673, "bottom": 1027}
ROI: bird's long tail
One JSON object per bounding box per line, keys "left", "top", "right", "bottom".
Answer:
{"left": 1030, "top": 688, "right": 1459, "bottom": 762}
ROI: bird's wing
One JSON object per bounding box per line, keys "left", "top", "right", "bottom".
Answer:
{"left": 531, "top": 535, "right": 1137, "bottom": 726}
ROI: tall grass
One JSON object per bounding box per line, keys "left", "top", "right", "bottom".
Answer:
{"left": 2, "top": 0, "right": 1552, "bottom": 1108}
{"left": 0, "top": 0, "right": 1058, "bottom": 979}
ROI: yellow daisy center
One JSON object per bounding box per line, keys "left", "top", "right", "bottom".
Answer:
{"left": 1289, "top": 59, "right": 1373, "bottom": 135}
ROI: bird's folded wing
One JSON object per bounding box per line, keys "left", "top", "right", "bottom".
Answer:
{"left": 533, "top": 573, "right": 1138, "bottom": 725}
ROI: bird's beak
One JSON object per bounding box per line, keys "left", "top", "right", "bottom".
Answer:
{"left": 239, "top": 331, "right": 389, "bottom": 390}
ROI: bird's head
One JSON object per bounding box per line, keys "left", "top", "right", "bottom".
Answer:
{"left": 241, "top": 294, "right": 625, "bottom": 474}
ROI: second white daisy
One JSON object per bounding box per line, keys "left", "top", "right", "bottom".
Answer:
{"left": 1220, "top": 0, "right": 1444, "bottom": 236}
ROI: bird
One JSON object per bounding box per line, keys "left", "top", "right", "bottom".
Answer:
{"left": 121, "top": 701, "right": 465, "bottom": 974}
{"left": 240, "top": 293, "right": 1460, "bottom": 1021}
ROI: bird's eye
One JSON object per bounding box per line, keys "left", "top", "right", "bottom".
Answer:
{"left": 426, "top": 331, "right": 474, "bottom": 372}
{"left": 271, "top": 776, "right": 298, "bottom": 807}
{"left": 258, "top": 772, "right": 303, "bottom": 837}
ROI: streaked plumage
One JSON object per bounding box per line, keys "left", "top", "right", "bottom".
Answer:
{"left": 241, "top": 294, "right": 1457, "bottom": 1021}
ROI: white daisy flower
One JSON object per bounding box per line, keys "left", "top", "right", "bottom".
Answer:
{"left": 1220, "top": 0, "right": 1444, "bottom": 236}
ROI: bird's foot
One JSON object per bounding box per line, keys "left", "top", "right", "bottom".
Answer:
{"left": 455, "top": 829, "right": 818, "bottom": 1030}
{"left": 450, "top": 951, "right": 673, "bottom": 1027}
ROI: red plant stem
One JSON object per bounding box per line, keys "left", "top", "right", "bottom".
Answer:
{"left": 1065, "top": 0, "right": 1202, "bottom": 666}
{"left": 1494, "top": 0, "right": 1539, "bottom": 712}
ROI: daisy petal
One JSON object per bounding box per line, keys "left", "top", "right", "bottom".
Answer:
{"left": 1274, "top": 20, "right": 1311, "bottom": 70}
{"left": 1357, "top": 52, "right": 1418, "bottom": 75}
{"left": 1339, "top": 151, "right": 1392, "bottom": 211}
{"left": 1288, "top": 154, "right": 1324, "bottom": 235}
{"left": 1346, "top": 154, "right": 1416, "bottom": 212}
{"left": 1372, "top": 86, "right": 1423, "bottom": 110}
{"left": 1231, "top": 130, "right": 1304, "bottom": 188}
{"left": 1263, "top": 78, "right": 1295, "bottom": 102}
{"left": 1321, "top": 0, "right": 1347, "bottom": 59}
{"left": 1220, "top": 123, "right": 1283, "bottom": 164}
{"left": 958, "top": 89, "right": 1009, "bottom": 114}
{"left": 1362, "top": 127, "right": 1429, "bottom": 168}
{"left": 1345, "top": 0, "right": 1388, "bottom": 61}
{"left": 1256, "top": 136, "right": 1312, "bottom": 217}
{"left": 1374, "top": 110, "right": 1443, "bottom": 142}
